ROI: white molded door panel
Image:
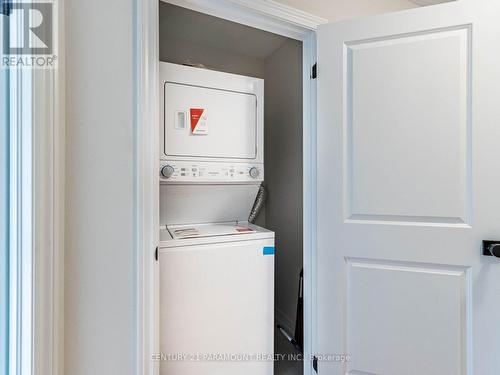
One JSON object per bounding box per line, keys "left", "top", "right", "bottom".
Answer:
{"left": 317, "top": 1, "right": 500, "bottom": 374}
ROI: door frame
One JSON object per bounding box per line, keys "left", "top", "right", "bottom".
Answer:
{"left": 134, "top": 1, "right": 325, "bottom": 374}
{"left": 4, "top": 1, "right": 65, "bottom": 373}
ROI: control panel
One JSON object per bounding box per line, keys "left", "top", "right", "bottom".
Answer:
{"left": 160, "top": 161, "right": 263, "bottom": 183}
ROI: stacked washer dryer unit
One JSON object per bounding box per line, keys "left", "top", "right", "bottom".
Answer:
{"left": 158, "top": 62, "right": 274, "bottom": 375}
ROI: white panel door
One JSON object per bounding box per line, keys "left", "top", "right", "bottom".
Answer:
{"left": 317, "top": 1, "right": 500, "bottom": 374}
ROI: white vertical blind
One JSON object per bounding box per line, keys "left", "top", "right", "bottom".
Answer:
{"left": 1, "top": 7, "right": 11, "bottom": 375}
{"left": 1, "top": 3, "right": 33, "bottom": 375}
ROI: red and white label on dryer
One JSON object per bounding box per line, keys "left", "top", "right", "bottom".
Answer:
{"left": 190, "top": 108, "right": 208, "bottom": 135}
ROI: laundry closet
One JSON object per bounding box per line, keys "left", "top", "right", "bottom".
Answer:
{"left": 157, "top": 3, "right": 304, "bottom": 374}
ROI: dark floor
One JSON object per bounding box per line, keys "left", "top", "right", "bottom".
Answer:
{"left": 274, "top": 326, "right": 303, "bottom": 375}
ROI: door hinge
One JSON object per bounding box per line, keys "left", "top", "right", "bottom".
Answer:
{"left": 311, "top": 63, "right": 317, "bottom": 79}
{"left": 313, "top": 355, "right": 318, "bottom": 372}
{"left": 155, "top": 246, "right": 158, "bottom": 261}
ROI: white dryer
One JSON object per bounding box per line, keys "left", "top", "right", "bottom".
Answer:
{"left": 159, "top": 222, "right": 274, "bottom": 375}
{"left": 158, "top": 62, "right": 266, "bottom": 226}
{"left": 159, "top": 61, "right": 264, "bottom": 184}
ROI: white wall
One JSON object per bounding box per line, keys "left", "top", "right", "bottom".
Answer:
{"left": 65, "top": 0, "right": 135, "bottom": 374}
{"left": 264, "top": 40, "right": 303, "bottom": 331}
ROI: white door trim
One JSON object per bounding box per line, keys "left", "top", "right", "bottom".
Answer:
{"left": 14, "top": 0, "right": 65, "bottom": 373}
{"left": 134, "top": 1, "right": 320, "bottom": 375}
{"left": 134, "top": 1, "right": 160, "bottom": 375}
{"left": 32, "top": 63, "right": 65, "bottom": 375}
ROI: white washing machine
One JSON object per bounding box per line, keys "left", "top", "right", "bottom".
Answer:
{"left": 159, "top": 222, "right": 274, "bottom": 375}
{"left": 158, "top": 63, "right": 274, "bottom": 374}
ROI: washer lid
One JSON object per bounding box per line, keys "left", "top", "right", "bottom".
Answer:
{"left": 167, "top": 222, "right": 255, "bottom": 240}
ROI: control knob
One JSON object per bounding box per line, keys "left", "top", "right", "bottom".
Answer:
{"left": 161, "top": 165, "right": 175, "bottom": 179}
{"left": 249, "top": 167, "right": 260, "bottom": 179}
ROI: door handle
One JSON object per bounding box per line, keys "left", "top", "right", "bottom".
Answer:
{"left": 482, "top": 240, "right": 500, "bottom": 258}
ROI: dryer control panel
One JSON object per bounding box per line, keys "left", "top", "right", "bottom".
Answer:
{"left": 160, "top": 161, "right": 263, "bottom": 184}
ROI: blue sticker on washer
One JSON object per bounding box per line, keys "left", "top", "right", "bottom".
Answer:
{"left": 263, "top": 246, "right": 275, "bottom": 255}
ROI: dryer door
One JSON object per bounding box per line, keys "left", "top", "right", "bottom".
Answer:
{"left": 164, "top": 82, "right": 257, "bottom": 160}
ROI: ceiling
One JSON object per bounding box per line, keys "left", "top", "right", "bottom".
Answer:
{"left": 272, "top": 0, "right": 453, "bottom": 22}
{"left": 410, "top": 0, "right": 455, "bottom": 5}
